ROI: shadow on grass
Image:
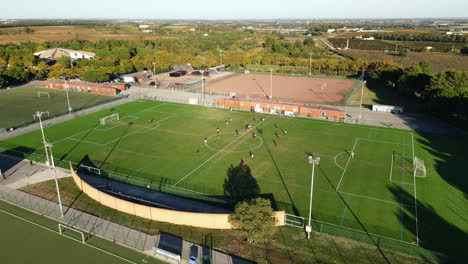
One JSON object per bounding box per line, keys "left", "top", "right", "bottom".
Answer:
{"left": 259, "top": 129, "right": 300, "bottom": 216}
{"left": 388, "top": 185, "right": 468, "bottom": 263}
{"left": 223, "top": 162, "right": 260, "bottom": 203}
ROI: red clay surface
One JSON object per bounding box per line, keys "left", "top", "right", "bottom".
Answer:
{"left": 205, "top": 73, "right": 357, "bottom": 103}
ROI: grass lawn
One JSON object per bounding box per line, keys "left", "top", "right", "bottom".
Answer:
{"left": 1, "top": 99, "right": 466, "bottom": 262}
{"left": 0, "top": 200, "right": 165, "bottom": 264}
{"left": 0, "top": 87, "right": 120, "bottom": 128}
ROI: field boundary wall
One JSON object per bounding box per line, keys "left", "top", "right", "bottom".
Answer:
{"left": 70, "top": 164, "right": 285, "bottom": 230}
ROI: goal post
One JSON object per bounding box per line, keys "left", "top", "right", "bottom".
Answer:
{"left": 58, "top": 224, "right": 86, "bottom": 243}
{"left": 413, "top": 156, "right": 426, "bottom": 178}
{"left": 100, "top": 113, "right": 119, "bottom": 125}
{"left": 37, "top": 92, "right": 50, "bottom": 98}
{"left": 79, "top": 164, "right": 102, "bottom": 175}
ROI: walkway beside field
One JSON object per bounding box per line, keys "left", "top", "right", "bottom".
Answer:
{"left": 337, "top": 105, "right": 465, "bottom": 135}
{"left": 0, "top": 154, "right": 247, "bottom": 264}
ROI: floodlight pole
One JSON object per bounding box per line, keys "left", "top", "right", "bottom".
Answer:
{"left": 46, "top": 143, "right": 64, "bottom": 218}
{"left": 309, "top": 53, "right": 312, "bottom": 75}
{"left": 62, "top": 75, "right": 72, "bottom": 115}
{"left": 306, "top": 155, "right": 320, "bottom": 240}
{"left": 201, "top": 73, "right": 205, "bottom": 105}
{"left": 152, "top": 62, "right": 156, "bottom": 76}
{"left": 269, "top": 68, "right": 273, "bottom": 100}
{"left": 219, "top": 49, "right": 223, "bottom": 65}
{"left": 358, "top": 80, "right": 366, "bottom": 124}
{"left": 35, "top": 111, "right": 51, "bottom": 170}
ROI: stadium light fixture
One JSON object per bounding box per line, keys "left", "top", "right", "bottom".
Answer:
{"left": 306, "top": 155, "right": 320, "bottom": 240}
{"left": 45, "top": 142, "right": 64, "bottom": 218}
{"left": 34, "top": 111, "right": 51, "bottom": 169}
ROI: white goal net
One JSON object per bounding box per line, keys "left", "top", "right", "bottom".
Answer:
{"left": 80, "top": 164, "right": 101, "bottom": 175}
{"left": 58, "top": 224, "right": 86, "bottom": 243}
{"left": 37, "top": 92, "right": 50, "bottom": 98}
{"left": 100, "top": 113, "right": 119, "bottom": 125}
{"left": 413, "top": 156, "right": 426, "bottom": 178}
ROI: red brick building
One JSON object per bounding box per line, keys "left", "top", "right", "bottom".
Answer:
{"left": 40, "top": 80, "right": 126, "bottom": 96}
{"left": 215, "top": 98, "right": 345, "bottom": 121}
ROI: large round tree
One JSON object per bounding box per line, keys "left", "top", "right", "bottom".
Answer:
{"left": 81, "top": 69, "right": 110, "bottom": 82}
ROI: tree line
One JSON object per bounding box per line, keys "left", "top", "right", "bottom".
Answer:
{"left": 368, "top": 61, "right": 468, "bottom": 125}
{"left": 368, "top": 33, "right": 468, "bottom": 44}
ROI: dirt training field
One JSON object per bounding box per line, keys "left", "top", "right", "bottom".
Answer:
{"left": 204, "top": 73, "right": 358, "bottom": 103}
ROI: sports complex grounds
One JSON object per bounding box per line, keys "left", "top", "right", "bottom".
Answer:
{"left": 0, "top": 73, "right": 467, "bottom": 263}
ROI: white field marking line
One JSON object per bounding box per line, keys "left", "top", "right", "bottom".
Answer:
{"left": 94, "top": 116, "right": 139, "bottom": 131}
{"left": 336, "top": 138, "right": 359, "bottom": 191}
{"left": 389, "top": 152, "right": 394, "bottom": 182}
{"left": 306, "top": 217, "right": 416, "bottom": 245}
{"left": 358, "top": 137, "right": 409, "bottom": 146}
{"left": 0, "top": 208, "right": 137, "bottom": 264}
{"left": 389, "top": 153, "right": 414, "bottom": 186}
{"left": 412, "top": 132, "right": 415, "bottom": 162}
{"left": 333, "top": 152, "right": 347, "bottom": 170}
{"left": 67, "top": 113, "right": 175, "bottom": 147}
{"left": 204, "top": 132, "right": 264, "bottom": 153}
{"left": 173, "top": 117, "right": 271, "bottom": 186}
{"left": 337, "top": 191, "right": 415, "bottom": 208}
{"left": 66, "top": 121, "right": 161, "bottom": 147}
{"left": 413, "top": 163, "right": 420, "bottom": 246}
{"left": 53, "top": 103, "right": 168, "bottom": 145}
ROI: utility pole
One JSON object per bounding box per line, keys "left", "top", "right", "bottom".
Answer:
{"left": 309, "top": 53, "right": 312, "bottom": 75}
{"left": 358, "top": 80, "right": 366, "bottom": 124}
{"left": 46, "top": 143, "right": 64, "bottom": 218}
{"left": 152, "top": 62, "right": 156, "bottom": 76}
{"left": 269, "top": 68, "right": 273, "bottom": 100}
{"left": 306, "top": 155, "right": 320, "bottom": 240}
{"left": 219, "top": 49, "right": 223, "bottom": 65}
{"left": 62, "top": 75, "right": 72, "bottom": 115}
{"left": 35, "top": 111, "right": 51, "bottom": 169}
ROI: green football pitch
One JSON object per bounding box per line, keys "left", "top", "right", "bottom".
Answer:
{"left": 1, "top": 99, "right": 466, "bottom": 254}
{"left": 0, "top": 87, "right": 119, "bottom": 128}
{"left": 0, "top": 208, "right": 144, "bottom": 264}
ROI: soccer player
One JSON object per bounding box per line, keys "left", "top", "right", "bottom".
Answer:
{"left": 204, "top": 137, "right": 207, "bottom": 144}
{"left": 235, "top": 129, "right": 239, "bottom": 135}
{"left": 351, "top": 151, "right": 355, "bottom": 158}
{"left": 274, "top": 140, "right": 278, "bottom": 147}
{"left": 195, "top": 150, "right": 199, "bottom": 157}
{"left": 217, "top": 127, "right": 220, "bottom": 136}
{"left": 229, "top": 117, "right": 232, "bottom": 122}
{"left": 250, "top": 151, "right": 254, "bottom": 159}
{"left": 284, "top": 130, "right": 287, "bottom": 135}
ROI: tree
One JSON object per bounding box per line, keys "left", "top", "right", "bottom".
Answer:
{"left": 0, "top": 76, "right": 5, "bottom": 87}
{"left": 81, "top": 69, "right": 110, "bottom": 82}
{"left": 3, "top": 66, "right": 27, "bottom": 84}
{"left": 228, "top": 198, "right": 277, "bottom": 244}
{"left": 399, "top": 48, "right": 409, "bottom": 57}
{"left": 58, "top": 55, "right": 71, "bottom": 68}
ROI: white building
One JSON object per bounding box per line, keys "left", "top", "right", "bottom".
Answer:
{"left": 139, "top": 25, "right": 150, "bottom": 29}
{"left": 34, "top": 48, "right": 95, "bottom": 61}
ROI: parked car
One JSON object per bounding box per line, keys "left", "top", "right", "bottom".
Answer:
{"left": 189, "top": 256, "right": 198, "bottom": 264}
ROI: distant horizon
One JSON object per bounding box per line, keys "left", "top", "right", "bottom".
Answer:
{"left": 1, "top": 0, "right": 467, "bottom": 20}
{"left": 1, "top": 17, "right": 467, "bottom": 21}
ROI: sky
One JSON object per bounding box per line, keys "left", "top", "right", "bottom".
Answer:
{"left": 1, "top": 0, "right": 467, "bottom": 19}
